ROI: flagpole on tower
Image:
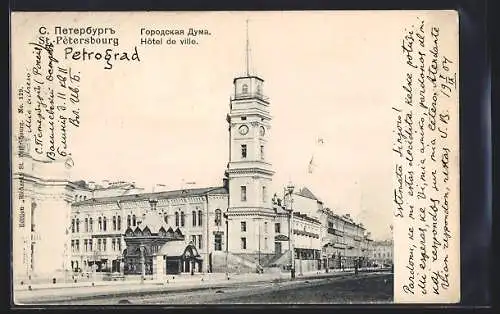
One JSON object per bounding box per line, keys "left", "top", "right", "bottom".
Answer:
{"left": 246, "top": 19, "right": 250, "bottom": 76}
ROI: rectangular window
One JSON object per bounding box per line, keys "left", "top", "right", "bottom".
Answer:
{"left": 71, "top": 240, "right": 75, "bottom": 252}
{"left": 98, "top": 239, "right": 102, "bottom": 251}
{"left": 241, "top": 221, "right": 247, "bottom": 232}
{"left": 214, "top": 234, "right": 222, "bottom": 251}
{"left": 240, "top": 186, "right": 247, "bottom": 202}
{"left": 117, "top": 239, "right": 121, "bottom": 252}
{"left": 262, "top": 186, "right": 267, "bottom": 202}
{"left": 241, "top": 237, "right": 247, "bottom": 250}
{"left": 192, "top": 211, "right": 197, "bottom": 226}
{"left": 191, "top": 235, "right": 196, "bottom": 244}
{"left": 85, "top": 218, "right": 88, "bottom": 232}
{"left": 260, "top": 145, "right": 264, "bottom": 160}
{"left": 198, "top": 235, "right": 203, "bottom": 249}
{"left": 89, "top": 239, "right": 93, "bottom": 251}
{"left": 84, "top": 239, "right": 88, "bottom": 251}
{"left": 112, "top": 238, "right": 116, "bottom": 251}
{"left": 103, "top": 238, "right": 107, "bottom": 251}
{"left": 71, "top": 219, "right": 75, "bottom": 233}
{"left": 241, "top": 144, "right": 247, "bottom": 158}
{"left": 275, "top": 223, "right": 281, "bottom": 233}
{"left": 241, "top": 116, "right": 247, "bottom": 121}
{"left": 75, "top": 240, "right": 80, "bottom": 252}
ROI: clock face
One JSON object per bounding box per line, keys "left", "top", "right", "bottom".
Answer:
{"left": 239, "top": 125, "right": 249, "bottom": 135}
{"left": 259, "top": 126, "right": 266, "bottom": 136}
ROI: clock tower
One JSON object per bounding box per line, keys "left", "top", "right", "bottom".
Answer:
{"left": 225, "top": 74, "right": 275, "bottom": 254}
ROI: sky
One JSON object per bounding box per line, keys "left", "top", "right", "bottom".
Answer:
{"left": 12, "top": 11, "right": 424, "bottom": 241}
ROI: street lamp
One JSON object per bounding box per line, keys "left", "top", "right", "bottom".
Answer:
{"left": 285, "top": 182, "right": 295, "bottom": 279}
{"left": 140, "top": 244, "right": 145, "bottom": 284}
{"left": 223, "top": 212, "right": 229, "bottom": 280}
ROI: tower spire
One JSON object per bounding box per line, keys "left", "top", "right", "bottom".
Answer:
{"left": 246, "top": 19, "right": 250, "bottom": 76}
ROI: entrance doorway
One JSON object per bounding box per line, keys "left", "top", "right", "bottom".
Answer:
{"left": 274, "top": 242, "right": 282, "bottom": 255}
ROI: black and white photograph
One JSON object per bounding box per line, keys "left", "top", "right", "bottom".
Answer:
{"left": 10, "top": 11, "right": 459, "bottom": 305}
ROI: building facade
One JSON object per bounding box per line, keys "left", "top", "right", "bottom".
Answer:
{"left": 69, "top": 185, "right": 229, "bottom": 274}
{"left": 371, "top": 240, "right": 393, "bottom": 266}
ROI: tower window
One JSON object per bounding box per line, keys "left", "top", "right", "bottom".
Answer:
{"left": 215, "top": 209, "right": 222, "bottom": 226}
{"left": 240, "top": 186, "right": 247, "bottom": 202}
{"left": 275, "top": 223, "right": 281, "bottom": 233}
{"left": 198, "top": 210, "right": 203, "bottom": 226}
{"left": 242, "top": 84, "right": 248, "bottom": 94}
{"left": 241, "top": 144, "right": 247, "bottom": 158}
{"left": 214, "top": 234, "right": 222, "bottom": 251}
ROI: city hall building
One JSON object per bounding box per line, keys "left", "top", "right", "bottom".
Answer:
{"left": 12, "top": 57, "right": 375, "bottom": 282}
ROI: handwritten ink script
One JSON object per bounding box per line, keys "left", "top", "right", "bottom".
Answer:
{"left": 16, "top": 35, "right": 82, "bottom": 165}
{"left": 392, "top": 14, "right": 460, "bottom": 303}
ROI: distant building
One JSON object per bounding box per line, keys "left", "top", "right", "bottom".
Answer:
{"left": 371, "top": 240, "right": 393, "bottom": 266}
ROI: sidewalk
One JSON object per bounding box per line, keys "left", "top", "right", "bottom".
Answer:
{"left": 13, "top": 268, "right": 387, "bottom": 304}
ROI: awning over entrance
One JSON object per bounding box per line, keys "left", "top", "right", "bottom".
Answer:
{"left": 158, "top": 241, "right": 202, "bottom": 260}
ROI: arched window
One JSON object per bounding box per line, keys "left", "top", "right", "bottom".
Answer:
{"left": 198, "top": 210, "right": 203, "bottom": 226}
{"left": 132, "top": 215, "right": 136, "bottom": 227}
{"left": 242, "top": 84, "right": 248, "bottom": 94}
{"left": 215, "top": 209, "right": 222, "bottom": 226}
{"left": 127, "top": 215, "right": 131, "bottom": 228}
{"left": 98, "top": 217, "right": 102, "bottom": 231}
{"left": 103, "top": 217, "right": 107, "bottom": 231}
{"left": 192, "top": 211, "right": 196, "bottom": 226}
{"left": 113, "top": 216, "right": 117, "bottom": 230}
{"left": 117, "top": 215, "right": 121, "bottom": 230}
{"left": 175, "top": 212, "right": 179, "bottom": 227}
{"left": 180, "top": 211, "right": 185, "bottom": 227}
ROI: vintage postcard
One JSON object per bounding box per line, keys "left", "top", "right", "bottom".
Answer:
{"left": 10, "top": 11, "right": 459, "bottom": 305}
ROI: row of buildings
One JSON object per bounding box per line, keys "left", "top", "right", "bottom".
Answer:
{"left": 12, "top": 50, "right": 392, "bottom": 282}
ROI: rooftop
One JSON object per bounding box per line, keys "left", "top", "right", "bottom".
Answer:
{"left": 73, "top": 186, "right": 228, "bottom": 206}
